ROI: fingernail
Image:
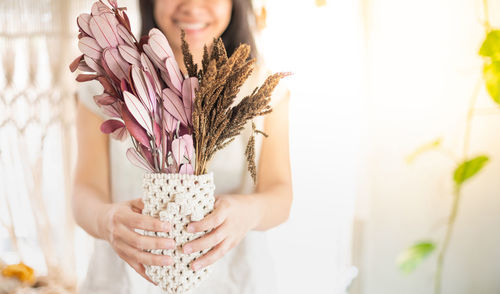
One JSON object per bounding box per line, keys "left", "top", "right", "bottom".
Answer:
{"left": 163, "top": 223, "right": 170, "bottom": 231}
{"left": 183, "top": 245, "right": 192, "bottom": 254}
{"left": 187, "top": 225, "right": 194, "bottom": 233}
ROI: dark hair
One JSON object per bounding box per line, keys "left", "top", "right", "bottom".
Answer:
{"left": 139, "top": 0, "right": 257, "bottom": 58}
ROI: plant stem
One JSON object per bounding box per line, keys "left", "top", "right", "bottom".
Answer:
{"left": 433, "top": 73, "right": 482, "bottom": 293}
{"left": 434, "top": 187, "right": 461, "bottom": 294}
{"left": 483, "top": 0, "right": 490, "bottom": 30}
{"left": 462, "top": 79, "right": 481, "bottom": 157}
{"left": 433, "top": 2, "right": 490, "bottom": 292}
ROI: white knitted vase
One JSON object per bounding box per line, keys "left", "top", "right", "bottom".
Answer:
{"left": 141, "top": 173, "right": 216, "bottom": 293}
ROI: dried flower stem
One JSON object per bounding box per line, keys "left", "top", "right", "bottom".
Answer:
{"left": 181, "top": 36, "right": 290, "bottom": 179}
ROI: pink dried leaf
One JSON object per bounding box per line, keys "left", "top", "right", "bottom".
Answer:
{"left": 103, "top": 47, "right": 129, "bottom": 81}
{"left": 77, "top": 62, "right": 94, "bottom": 73}
{"left": 143, "top": 71, "right": 157, "bottom": 111}
{"left": 126, "top": 148, "right": 154, "bottom": 172}
{"left": 154, "top": 103, "right": 162, "bottom": 124}
{"left": 121, "top": 11, "right": 132, "bottom": 31}
{"left": 116, "top": 13, "right": 131, "bottom": 32}
{"left": 77, "top": 13, "right": 93, "bottom": 37}
{"left": 181, "top": 77, "right": 198, "bottom": 123}
{"left": 100, "top": 53, "right": 120, "bottom": 83}
{"left": 124, "top": 91, "right": 153, "bottom": 134}
{"left": 148, "top": 27, "right": 163, "bottom": 37}
{"left": 162, "top": 108, "right": 178, "bottom": 134}
{"left": 89, "top": 14, "right": 119, "bottom": 48}
{"left": 84, "top": 55, "right": 104, "bottom": 75}
{"left": 142, "top": 43, "right": 166, "bottom": 72}
{"left": 76, "top": 73, "right": 99, "bottom": 82}
{"left": 107, "top": 0, "right": 118, "bottom": 9}
{"left": 101, "top": 104, "right": 121, "bottom": 118}
{"left": 91, "top": 1, "right": 112, "bottom": 16}
{"left": 140, "top": 144, "right": 155, "bottom": 168}
{"left": 118, "top": 45, "right": 140, "bottom": 66}
{"left": 160, "top": 71, "right": 182, "bottom": 97}
{"left": 179, "top": 163, "right": 194, "bottom": 175}
{"left": 110, "top": 125, "right": 128, "bottom": 141}
{"left": 165, "top": 57, "right": 183, "bottom": 94}
{"left": 148, "top": 29, "right": 175, "bottom": 61}
{"left": 181, "top": 134, "right": 194, "bottom": 161}
{"left": 162, "top": 88, "right": 189, "bottom": 126}
{"left": 78, "top": 37, "right": 102, "bottom": 60}
{"left": 120, "top": 79, "right": 130, "bottom": 93}
{"left": 140, "top": 53, "right": 162, "bottom": 96}
{"left": 117, "top": 24, "right": 135, "bottom": 47}
{"left": 153, "top": 121, "right": 162, "bottom": 148}
{"left": 103, "top": 13, "right": 122, "bottom": 45}
{"left": 97, "top": 76, "right": 118, "bottom": 97}
{"left": 171, "top": 136, "right": 186, "bottom": 167}
{"left": 130, "top": 65, "right": 153, "bottom": 112}
{"left": 100, "top": 118, "right": 124, "bottom": 134}
{"left": 93, "top": 93, "right": 116, "bottom": 106}
{"left": 121, "top": 103, "right": 150, "bottom": 146}
{"left": 69, "top": 54, "right": 84, "bottom": 72}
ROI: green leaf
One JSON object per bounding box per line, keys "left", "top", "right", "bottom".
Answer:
{"left": 405, "top": 138, "right": 442, "bottom": 164}
{"left": 483, "top": 61, "right": 500, "bottom": 104}
{"left": 453, "top": 155, "right": 489, "bottom": 187}
{"left": 397, "top": 241, "right": 436, "bottom": 274}
{"left": 479, "top": 30, "right": 500, "bottom": 60}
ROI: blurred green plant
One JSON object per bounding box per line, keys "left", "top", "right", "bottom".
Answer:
{"left": 397, "top": 241, "right": 436, "bottom": 274}
{"left": 397, "top": 1, "right": 500, "bottom": 293}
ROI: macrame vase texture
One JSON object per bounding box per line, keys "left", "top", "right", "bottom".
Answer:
{"left": 141, "top": 173, "right": 216, "bottom": 293}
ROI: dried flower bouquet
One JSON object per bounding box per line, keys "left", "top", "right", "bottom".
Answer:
{"left": 70, "top": 0, "right": 288, "bottom": 292}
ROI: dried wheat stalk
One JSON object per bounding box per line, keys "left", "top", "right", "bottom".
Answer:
{"left": 181, "top": 34, "right": 290, "bottom": 182}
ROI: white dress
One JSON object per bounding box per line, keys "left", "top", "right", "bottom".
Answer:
{"left": 76, "top": 63, "right": 289, "bottom": 294}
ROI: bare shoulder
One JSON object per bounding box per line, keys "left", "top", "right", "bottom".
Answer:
{"left": 74, "top": 98, "right": 111, "bottom": 199}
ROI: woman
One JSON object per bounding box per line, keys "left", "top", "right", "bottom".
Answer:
{"left": 73, "top": 0, "right": 292, "bottom": 293}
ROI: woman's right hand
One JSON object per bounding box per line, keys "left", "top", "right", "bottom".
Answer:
{"left": 99, "top": 198, "right": 175, "bottom": 284}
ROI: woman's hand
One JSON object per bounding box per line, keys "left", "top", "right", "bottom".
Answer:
{"left": 181, "top": 195, "right": 261, "bottom": 271}
{"left": 99, "top": 198, "right": 176, "bottom": 284}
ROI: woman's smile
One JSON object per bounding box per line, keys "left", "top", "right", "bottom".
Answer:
{"left": 154, "top": 0, "right": 232, "bottom": 64}
{"left": 174, "top": 20, "right": 209, "bottom": 33}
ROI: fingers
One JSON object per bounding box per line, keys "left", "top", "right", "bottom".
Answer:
{"left": 190, "top": 239, "right": 232, "bottom": 271}
{"left": 187, "top": 200, "right": 227, "bottom": 233}
{"left": 183, "top": 224, "right": 225, "bottom": 254}
{"left": 128, "top": 261, "right": 157, "bottom": 285}
{"left": 117, "top": 224, "right": 175, "bottom": 251}
{"left": 117, "top": 239, "right": 173, "bottom": 266}
{"left": 129, "top": 198, "right": 144, "bottom": 213}
{"left": 120, "top": 209, "right": 171, "bottom": 232}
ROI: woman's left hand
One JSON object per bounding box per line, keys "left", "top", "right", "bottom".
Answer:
{"left": 182, "top": 194, "right": 260, "bottom": 271}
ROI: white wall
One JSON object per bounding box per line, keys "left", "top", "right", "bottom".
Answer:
{"left": 355, "top": 0, "right": 500, "bottom": 293}
{"left": 258, "top": 1, "right": 363, "bottom": 293}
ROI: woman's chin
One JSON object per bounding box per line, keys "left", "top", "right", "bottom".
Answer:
{"left": 185, "top": 38, "right": 215, "bottom": 55}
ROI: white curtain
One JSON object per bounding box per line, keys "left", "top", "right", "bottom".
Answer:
{"left": 0, "top": 0, "right": 78, "bottom": 281}
{"left": 0, "top": 0, "right": 139, "bottom": 285}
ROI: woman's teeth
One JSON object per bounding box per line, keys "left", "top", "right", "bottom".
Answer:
{"left": 176, "top": 22, "right": 208, "bottom": 30}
